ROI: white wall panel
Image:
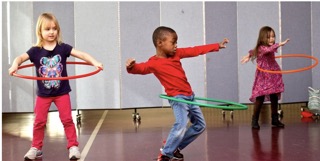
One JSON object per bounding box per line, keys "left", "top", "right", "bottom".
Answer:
{"left": 120, "top": 2, "right": 162, "bottom": 108}
{"left": 2, "top": 2, "right": 34, "bottom": 112}
{"left": 74, "top": 2, "right": 120, "bottom": 109}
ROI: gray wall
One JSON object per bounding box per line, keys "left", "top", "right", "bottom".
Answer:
{"left": 120, "top": 2, "right": 162, "bottom": 109}
{"left": 205, "top": 2, "right": 238, "bottom": 103}
{"left": 312, "top": 2, "right": 320, "bottom": 89}
{"left": 281, "top": 2, "right": 312, "bottom": 102}
{"left": 2, "top": 1, "right": 319, "bottom": 112}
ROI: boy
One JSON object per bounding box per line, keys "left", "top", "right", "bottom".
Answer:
{"left": 126, "top": 26, "right": 229, "bottom": 161}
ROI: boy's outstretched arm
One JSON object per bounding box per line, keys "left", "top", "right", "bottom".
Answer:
{"left": 219, "top": 38, "right": 229, "bottom": 49}
{"left": 126, "top": 58, "right": 151, "bottom": 75}
{"left": 126, "top": 58, "right": 136, "bottom": 69}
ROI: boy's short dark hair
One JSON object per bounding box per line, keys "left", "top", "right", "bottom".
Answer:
{"left": 152, "top": 26, "right": 177, "bottom": 47}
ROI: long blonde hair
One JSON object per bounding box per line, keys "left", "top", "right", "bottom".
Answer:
{"left": 35, "top": 13, "right": 62, "bottom": 47}
{"left": 251, "top": 26, "right": 275, "bottom": 61}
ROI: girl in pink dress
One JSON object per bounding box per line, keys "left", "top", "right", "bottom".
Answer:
{"left": 241, "top": 26, "right": 290, "bottom": 129}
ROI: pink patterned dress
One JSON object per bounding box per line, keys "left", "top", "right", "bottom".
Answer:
{"left": 249, "top": 43, "right": 284, "bottom": 102}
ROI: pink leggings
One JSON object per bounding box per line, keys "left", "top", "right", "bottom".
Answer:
{"left": 32, "top": 94, "right": 79, "bottom": 149}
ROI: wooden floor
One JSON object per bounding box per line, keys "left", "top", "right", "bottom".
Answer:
{"left": 2, "top": 103, "right": 320, "bottom": 161}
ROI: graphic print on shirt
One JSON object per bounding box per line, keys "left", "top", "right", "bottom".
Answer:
{"left": 38, "top": 55, "right": 63, "bottom": 89}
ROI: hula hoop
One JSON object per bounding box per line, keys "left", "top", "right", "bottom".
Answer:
{"left": 159, "top": 94, "right": 248, "bottom": 110}
{"left": 257, "top": 54, "right": 318, "bottom": 74}
{"left": 12, "top": 62, "right": 102, "bottom": 80}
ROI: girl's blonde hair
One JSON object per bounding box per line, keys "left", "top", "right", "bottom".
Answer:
{"left": 35, "top": 13, "right": 62, "bottom": 47}
{"left": 251, "top": 26, "right": 275, "bottom": 61}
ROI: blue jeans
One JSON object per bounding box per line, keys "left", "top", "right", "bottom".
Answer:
{"left": 162, "top": 93, "right": 206, "bottom": 158}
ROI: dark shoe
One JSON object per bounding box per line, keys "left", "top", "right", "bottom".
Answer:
{"left": 157, "top": 154, "right": 171, "bottom": 161}
{"left": 173, "top": 149, "right": 183, "bottom": 160}
{"left": 272, "top": 114, "right": 285, "bottom": 128}
{"left": 252, "top": 115, "right": 260, "bottom": 129}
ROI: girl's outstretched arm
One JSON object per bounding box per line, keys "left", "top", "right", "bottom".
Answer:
{"left": 8, "top": 53, "right": 29, "bottom": 75}
{"left": 259, "top": 38, "right": 290, "bottom": 55}
{"left": 70, "top": 49, "right": 103, "bottom": 70}
{"left": 240, "top": 53, "right": 250, "bottom": 64}
{"left": 279, "top": 38, "right": 290, "bottom": 46}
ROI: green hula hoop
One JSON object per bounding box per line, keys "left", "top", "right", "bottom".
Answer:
{"left": 159, "top": 94, "right": 248, "bottom": 110}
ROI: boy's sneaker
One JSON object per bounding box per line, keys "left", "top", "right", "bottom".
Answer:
{"left": 69, "top": 146, "right": 81, "bottom": 160}
{"left": 160, "top": 147, "right": 183, "bottom": 160}
{"left": 157, "top": 153, "right": 171, "bottom": 161}
{"left": 173, "top": 149, "right": 184, "bottom": 160}
{"left": 24, "top": 147, "right": 43, "bottom": 160}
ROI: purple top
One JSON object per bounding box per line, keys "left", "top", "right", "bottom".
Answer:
{"left": 249, "top": 43, "right": 284, "bottom": 102}
{"left": 27, "top": 43, "right": 72, "bottom": 97}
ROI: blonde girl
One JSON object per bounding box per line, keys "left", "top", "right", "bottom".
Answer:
{"left": 8, "top": 13, "right": 103, "bottom": 160}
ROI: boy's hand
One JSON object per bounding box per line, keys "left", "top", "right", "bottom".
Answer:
{"left": 219, "top": 38, "right": 229, "bottom": 49}
{"left": 126, "top": 58, "right": 136, "bottom": 69}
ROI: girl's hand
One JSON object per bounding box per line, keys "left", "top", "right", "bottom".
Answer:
{"left": 280, "top": 38, "right": 290, "bottom": 46}
{"left": 8, "top": 65, "right": 18, "bottom": 76}
{"left": 240, "top": 54, "right": 250, "bottom": 64}
{"left": 8, "top": 53, "right": 29, "bottom": 76}
{"left": 126, "top": 58, "right": 136, "bottom": 69}
{"left": 219, "top": 38, "right": 229, "bottom": 49}
{"left": 94, "top": 62, "right": 104, "bottom": 70}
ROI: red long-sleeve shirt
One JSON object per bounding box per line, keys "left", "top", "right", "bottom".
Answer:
{"left": 127, "top": 43, "right": 220, "bottom": 96}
